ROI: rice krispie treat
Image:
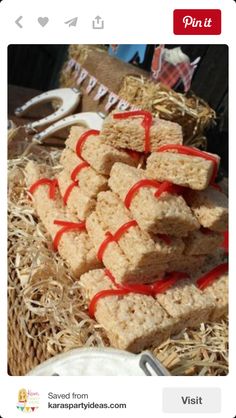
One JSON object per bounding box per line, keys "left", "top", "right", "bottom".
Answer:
{"left": 202, "top": 274, "right": 228, "bottom": 321}
{"left": 60, "top": 147, "right": 108, "bottom": 197}
{"left": 100, "top": 110, "right": 183, "bottom": 153}
{"left": 151, "top": 234, "right": 185, "bottom": 262}
{"left": 96, "top": 191, "right": 185, "bottom": 264}
{"left": 80, "top": 269, "right": 177, "bottom": 352}
{"left": 26, "top": 161, "right": 100, "bottom": 277}
{"left": 183, "top": 229, "right": 223, "bottom": 256}
{"left": 65, "top": 126, "right": 136, "bottom": 175}
{"left": 86, "top": 211, "right": 167, "bottom": 284}
{"left": 167, "top": 255, "right": 206, "bottom": 274}
{"left": 146, "top": 150, "right": 220, "bottom": 190}
{"left": 80, "top": 269, "right": 214, "bottom": 353}
{"left": 109, "top": 163, "right": 200, "bottom": 236}
{"left": 57, "top": 169, "right": 96, "bottom": 220}
{"left": 186, "top": 187, "right": 228, "bottom": 232}
{"left": 156, "top": 279, "right": 214, "bottom": 334}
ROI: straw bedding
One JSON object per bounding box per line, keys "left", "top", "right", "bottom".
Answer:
{"left": 118, "top": 76, "right": 216, "bottom": 148}
{"left": 8, "top": 147, "right": 228, "bottom": 376}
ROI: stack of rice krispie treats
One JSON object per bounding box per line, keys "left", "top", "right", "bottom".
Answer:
{"left": 27, "top": 110, "right": 228, "bottom": 353}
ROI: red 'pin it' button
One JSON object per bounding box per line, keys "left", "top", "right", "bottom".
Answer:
{"left": 174, "top": 9, "right": 221, "bottom": 35}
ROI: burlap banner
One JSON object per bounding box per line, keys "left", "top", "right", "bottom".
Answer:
{"left": 66, "top": 58, "right": 133, "bottom": 112}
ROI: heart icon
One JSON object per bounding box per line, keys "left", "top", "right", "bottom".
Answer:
{"left": 38, "top": 17, "right": 49, "bottom": 27}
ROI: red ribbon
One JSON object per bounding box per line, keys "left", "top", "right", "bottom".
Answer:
{"left": 97, "top": 220, "right": 138, "bottom": 262}
{"left": 28, "top": 178, "right": 58, "bottom": 200}
{"left": 113, "top": 110, "right": 153, "bottom": 153}
{"left": 89, "top": 269, "right": 189, "bottom": 318}
{"left": 157, "top": 144, "right": 219, "bottom": 184}
{"left": 71, "top": 161, "right": 90, "bottom": 181}
{"left": 76, "top": 130, "right": 100, "bottom": 159}
{"left": 53, "top": 219, "right": 86, "bottom": 251}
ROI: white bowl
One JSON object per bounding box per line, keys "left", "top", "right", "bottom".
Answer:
{"left": 27, "top": 347, "right": 170, "bottom": 376}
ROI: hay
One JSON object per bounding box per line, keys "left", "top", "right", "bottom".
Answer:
{"left": 60, "top": 46, "right": 215, "bottom": 149}
{"left": 118, "top": 76, "right": 216, "bottom": 148}
{"left": 60, "top": 45, "right": 107, "bottom": 89}
{"left": 8, "top": 148, "right": 228, "bottom": 376}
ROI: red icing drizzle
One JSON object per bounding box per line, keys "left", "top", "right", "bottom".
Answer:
{"left": 97, "top": 220, "right": 138, "bottom": 262}
{"left": 76, "top": 130, "right": 100, "bottom": 159}
{"left": 53, "top": 219, "right": 86, "bottom": 251}
{"left": 29, "top": 178, "right": 58, "bottom": 200}
{"left": 89, "top": 269, "right": 189, "bottom": 318}
{"left": 113, "top": 110, "right": 153, "bottom": 153}
{"left": 196, "top": 262, "right": 228, "bottom": 290}
{"left": 63, "top": 180, "right": 78, "bottom": 205}
{"left": 71, "top": 161, "right": 90, "bottom": 181}
{"left": 157, "top": 144, "right": 219, "bottom": 184}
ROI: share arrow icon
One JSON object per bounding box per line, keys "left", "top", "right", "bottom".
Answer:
{"left": 65, "top": 17, "right": 78, "bottom": 27}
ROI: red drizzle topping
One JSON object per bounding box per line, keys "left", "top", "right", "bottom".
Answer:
{"left": 196, "top": 262, "right": 228, "bottom": 290}
{"left": 97, "top": 220, "right": 138, "bottom": 262}
{"left": 89, "top": 269, "right": 188, "bottom": 318}
{"left": 157, "top": 144, "right": 219, "bottom": 184}
{"left": 71, "top": 161, "right": 90, "bottom": 181}
{"left": 28, "top": 178, "right": 58, "bottom": 200}
{"left": 53, "top": 219, "right": 86, "bottom": 251}
{"left": 76, "top": 130, "right": 100, "bottom": 159}
{"left": 63, "top": 180, "right": 78, "bottom": 205}
{"left": 113, "top": 110, "right": 153, "bottom": 153}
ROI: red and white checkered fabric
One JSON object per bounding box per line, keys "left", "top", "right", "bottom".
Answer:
{"left": 151, "top": 45, "right": 199, "bottom": 92}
